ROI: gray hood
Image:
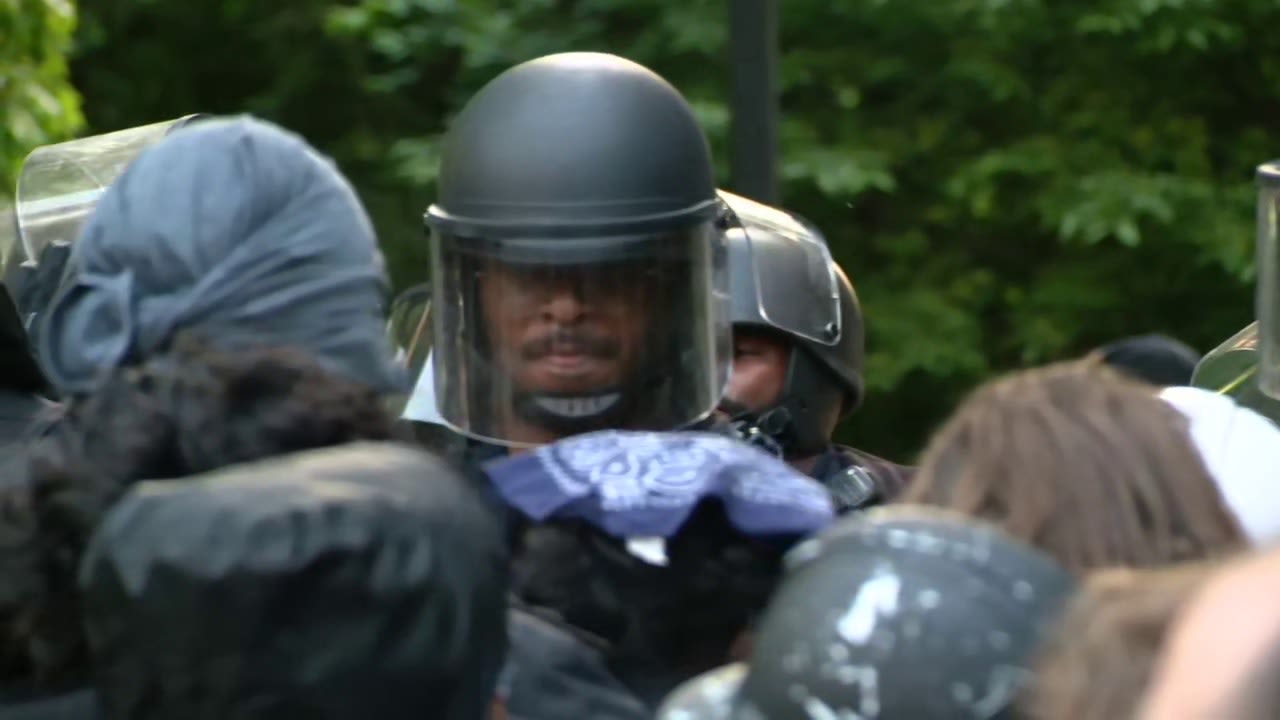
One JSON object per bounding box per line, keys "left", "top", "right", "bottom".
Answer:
{"left": 35, "top": 116, "right": 405, "bottom": 395}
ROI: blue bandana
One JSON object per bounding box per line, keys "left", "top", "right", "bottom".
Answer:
{"left": 483, "top": 430, "right": 835, "bottom": 542}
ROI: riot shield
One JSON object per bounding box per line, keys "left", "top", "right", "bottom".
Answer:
{"left": 1194, "top": 323, "right": 1259, "bottom": 395}
{"left": 388, "top": 285, "right": 467, "bottom": 453}
{"left": 1192, "top": 322, "right": 1280, "bottom": 424}
{"left": 387, "top": 282, "right": 432, "bottom": 382}
{"left": 718, "top": 189, "right": 842, "bottom": 345}
{"left": 9, "top": 115, "right": 205, "bottom": 336}
{"left": 1258, "top": 162, "right": 1280, "bottom": 400}
{"left": 387, "top": 282, "right": 448, "bottom": 424}
{"left": 14, "top": 115, "right": 205, "bottom": 266}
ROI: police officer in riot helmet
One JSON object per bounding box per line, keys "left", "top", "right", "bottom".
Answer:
{"left": 717, "top": 193, "right": 913, "bottom": 511}
{"left": 419, "top": 52, "right": 731, "bottom": 451}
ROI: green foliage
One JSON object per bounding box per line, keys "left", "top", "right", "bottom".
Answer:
{"left": 0, "top": 0, "right": 83, "bottom": 198}
{"left": 65, "top": 0, "right": 1279, "bottom": 458}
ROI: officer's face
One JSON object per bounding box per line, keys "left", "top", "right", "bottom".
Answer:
{"left": 480, "top": 260, "right": 651, "bottom": 395}
{"left": 723, "top": 328, "right": 790, "bottom": 413}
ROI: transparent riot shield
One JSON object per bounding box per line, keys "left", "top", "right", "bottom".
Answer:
{"left": 1258, "top": 162, "right": 1280, "bottom": 400}
{"left": 386, "top": 282, "right": 447, "bottom": 424}
{"left": 1193, "top": 323, "right": 1259, "bottom": 396}
{"left": 387, "top": 282, "right": 432, "bottom": 381}
{"left": 718, "top": 190, "right": 841, "bottom": 345}
{"left": 388, "top": 283, "right": 469, "bottom": 452}
{"left": 1193, "top": 322, "right": 1280, "bottom": 425}
{"left": 14, "top": 115, "right": 205, "bottom": 265}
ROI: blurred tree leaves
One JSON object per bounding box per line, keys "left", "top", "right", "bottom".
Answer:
{"left": 1, "top": 0, "right": 83, "bottom": 198}
{"left": 64, "top": 0, "right": 1280, "bottom": 458}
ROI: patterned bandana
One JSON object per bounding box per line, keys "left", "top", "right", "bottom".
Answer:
{"left": 482, "top": 430, "right": 836, "bottom": 548}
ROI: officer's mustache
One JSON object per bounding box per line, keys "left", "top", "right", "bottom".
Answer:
{"left": 521, "top": 330, "right": 620, "bottom": 360}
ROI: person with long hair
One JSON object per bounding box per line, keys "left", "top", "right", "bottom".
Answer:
{"left": 901, "top": 360, "right": 1246, "bottom": 572}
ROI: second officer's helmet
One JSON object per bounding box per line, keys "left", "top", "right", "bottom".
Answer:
{"left": 720, "top": 192, "right": 865, "bottom": 457}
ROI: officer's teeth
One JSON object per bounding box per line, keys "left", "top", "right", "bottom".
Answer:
{"left": 536, "top": 393, "right": 621, "bottom": 417}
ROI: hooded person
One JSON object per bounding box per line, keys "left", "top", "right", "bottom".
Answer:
{"left": 0, "top": 120, "right": 227, "bottom": 496}
{"left": 33, "top": 114, "right": 405, "bottom": 399}
{"left": 1158, "top": 385, "right": 1280, "bottom": 546}
{"left": 76, "top": 442, "right": 508, "bottom": 720}
{"left": 657, "top": 505, "right": 1077, "bottom": 720}
{"left": 0, "top": 118, "right": 413, "bottom": 718}
{"left": 6, "top": 115, "right": 209, "bottom": 390}
{"left": 482, "top": 430, "right": 837, "bottom": 718}
{"left": 0, "top": 118, "right": 210, "bottom": 459}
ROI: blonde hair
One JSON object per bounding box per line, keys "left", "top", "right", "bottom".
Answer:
{"left": 902, "top": 360, "right": 1245, "bottom": 571}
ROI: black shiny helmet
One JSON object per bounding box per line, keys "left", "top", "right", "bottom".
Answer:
{"left": 423, "top": 52, "right": 732, "bottom": 446}
{"left": 720, "top": 191, "right": 865, "bottom": 457}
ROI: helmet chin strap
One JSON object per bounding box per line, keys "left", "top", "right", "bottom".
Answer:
{"left": 730, "top": 403, "right": 823, "bottom": 459}
{"left": 728, "top": 347, "right": 844, "bottom": 459}
{"left": 726, "top": 410, "right": 786, "bottom": 458}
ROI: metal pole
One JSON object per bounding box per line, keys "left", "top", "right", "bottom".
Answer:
{"left": 729, "top": 0, "right": 780, "bottom": 204}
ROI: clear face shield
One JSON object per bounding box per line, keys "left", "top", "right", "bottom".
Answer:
{"left": 419, "top": 219, "right": 732, "bottom": 447}
{"left": 718, "top": 190, "right": 841, "bottom": 345}
{"left": 1258, "top": 162, "right": 1280, "bottom": 400}
{"left": 8, "top": 115, "right": 205, "bottom": 330}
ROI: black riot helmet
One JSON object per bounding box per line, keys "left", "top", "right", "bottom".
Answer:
{"left": 424, "top": 52, "right": 731, "bottom": 447}
{"left": 720, "top": 191, "right": 865, "bottom": 457}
